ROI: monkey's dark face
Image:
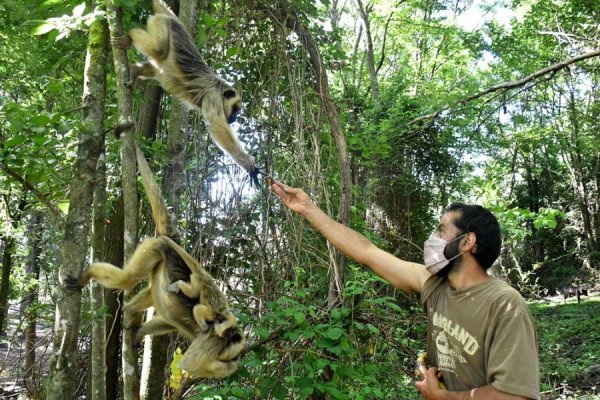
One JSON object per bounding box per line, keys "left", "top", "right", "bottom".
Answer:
{"left": 227, "top": 103, "right": 240, "bottom": 124}
{"left": 223, "top": 89, "right": 242, "bottom": 125}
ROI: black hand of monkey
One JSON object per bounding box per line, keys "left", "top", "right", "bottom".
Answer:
{"left": 111, "top": 34, "right": 132, "bottom": 50}
{"left": 64, "top": 275, "right": 83, "bottom": 291}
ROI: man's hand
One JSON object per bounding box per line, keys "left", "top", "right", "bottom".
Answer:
{"left": 271, "top": 181, "right": 316, "bottom": 216}
{"left": 416, "top": 367, "right": 446, "bottom": 400}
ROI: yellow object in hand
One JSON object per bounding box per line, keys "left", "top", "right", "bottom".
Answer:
{"left": 414, "top": 353, "right": 447, "bottom": 390}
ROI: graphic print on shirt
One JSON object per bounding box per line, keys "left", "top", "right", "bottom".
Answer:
{"left": 431, "top": 310, "right": 479, "bottom": 373}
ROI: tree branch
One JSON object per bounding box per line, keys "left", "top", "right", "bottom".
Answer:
{"left": 404, "top": 49, "right": 600, "bottom": 128}
{"left": 0, "top": 163, "right": 64, "bottom": 222}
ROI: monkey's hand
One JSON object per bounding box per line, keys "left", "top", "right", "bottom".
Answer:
{"left": 64, "top": 275, "right": 83, "bottom": 290}
{"left": 234, "top": 153, "right": 261, "bottom": 187}
{"left": 166, "top": 281, "right": 182, "bottom": 293}
{"left": 115, "top": 121, "right": 135, "bottom": 138}
{"left": 111, "top": 33, "right": 132, "bottom": 49}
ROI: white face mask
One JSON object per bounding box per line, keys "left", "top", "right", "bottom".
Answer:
{"left": 423, "top": 232, "right": 466, "bottom": 274}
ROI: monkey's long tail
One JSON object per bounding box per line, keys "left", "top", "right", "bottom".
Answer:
{"left": 135, "top": 144, "right": 181, "bottom": 242}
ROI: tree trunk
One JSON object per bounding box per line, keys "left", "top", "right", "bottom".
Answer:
{"left": 0, "top": 237, "right": 14, "bottom": 337}
{"left": 22, "top": 212, "right": 42, "bottom": 384}
{"left": 106, "top": 1, "right": 140, "bottom": 398}
{"left": 104, "top": 196, "right": 125, "bottom": 400}
{"left": 276, "top": 0, "right": 352, "bottom": 307}
{"left": 81, "top": 13, "right": 110, "bottom": 400}
{"left": 46, "top": 12, "right": 107, "bottom": 397}
{"left": 0, "top": 197, "right": 26, "bottom": 336}
{"left": 355, "top": 0, "right": 381, "bottom": 105}
{"left": 564, "top": 87, "right": 600, "bottom": 269}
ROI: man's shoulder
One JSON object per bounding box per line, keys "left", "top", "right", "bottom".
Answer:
{"left": 421, "top": 274, "right": 446, "bottom": 306}
{"left": 487, "top": 278, "right": 526, "bottom": 300}
{"left": 485, "top": 278, "right": 534, "bottom": 320}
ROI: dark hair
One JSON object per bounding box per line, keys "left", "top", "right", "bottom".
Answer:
{"left": 445, "top": 203, "right": 502, "bottom": 269}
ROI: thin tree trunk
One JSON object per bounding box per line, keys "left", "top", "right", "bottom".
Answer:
{"left": 0, "top": 197, "right": 26, "bottom": 336}
{"left": 355, "top": 0, "right": 381, "bottom": 105}
{"left": 0, "top": 238, "right": 7, "bottom": 336}
{"left": 46, "top": 12, "right": 107, "bottom": 397}
{"left": 104, "top": 196, "right": 125, "bottom": 400}
{"left": 0, "top": 237, "right": 14, "bottom": 337}
{"left": 106, "top": 1, "right": 140, "bottom": 398}
{"left": 163, "top": 0, "right": 196, "bottom": 211}
{"left": 81, "top": 13, "right": 110, "bottom": 400}
{"left": 23, "top": 212, "right": 42, "bottom": 382}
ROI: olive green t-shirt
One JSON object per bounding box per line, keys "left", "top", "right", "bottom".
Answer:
{"left": 421, "top": 275, "right": 540, "bottom": 399}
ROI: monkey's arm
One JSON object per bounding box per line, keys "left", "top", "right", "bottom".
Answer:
{"left": 166, "top": 272, "right": 206, "bottom": 298}
{"left": 202, "top": 92, "right": 258, "bottom": 179}
{"left": 135, "top": 316, "right": 178, "bottom": 342}
{"left": 271, "top": 182, "right": 431, "bottom": 294}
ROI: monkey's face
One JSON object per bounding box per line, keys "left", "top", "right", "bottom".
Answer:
{"left": 178, "top": 326, "right": 246, "bottom": 378}
{"left": 212, "top": 310, "right": 238, "bottom": 338}
{"left": 223, "top": 89, "right": 242, "bottom": 124}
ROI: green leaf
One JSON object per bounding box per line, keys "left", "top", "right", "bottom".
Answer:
{"left": 366, "top": 324, "right": 379, "bottom": 335}
{"left": 299, "top": 385, "right": 314, "bottom": 397}
{"left": 254, "top": 326, "right": 269, "bottom": 339}
{"left": 226, "top": 47, "right": 242, "bottom": 58}
{"left": 58, "top": 201, "right": 70, "bottom": 214}
{"left": 31, "top": 21, "right": 56, "bottom": 36}
{"left": 325, "top": 327, "right": 344, "bottom": 340}
{"left": 293, "top": 312, "right": 305, "bottom": 324}
{"left": 31, "top": 114, "right": 51, "bottom": 126}
{"left": 204, "top": 14, "right": 215, "bottom": 27}
{"left": 5, "top": 135, "right": 27, "bottom": 148}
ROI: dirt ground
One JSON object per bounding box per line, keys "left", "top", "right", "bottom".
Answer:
{"left": 0, "top": 305, "right": 53, "bottom": 398}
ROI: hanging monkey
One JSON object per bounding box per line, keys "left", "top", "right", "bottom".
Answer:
{"left": 114, "top": 0, "right": 260, "bottom": 185}
{"left": 68, "top": 143, "right": 245, "bottom": 378}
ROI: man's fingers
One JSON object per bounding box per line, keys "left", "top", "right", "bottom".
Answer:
{"left": 274, "top": 181, "right": 303, "bottom": 195}
{"left": 428, "top": 367, "right": 439, "bottom": 380}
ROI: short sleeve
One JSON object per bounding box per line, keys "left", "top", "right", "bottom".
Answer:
{"left": 420, "top": 274, "right": 444, "bottom": 308}
{"left": 486, "top": 295, "right": 540, "bottom": 399}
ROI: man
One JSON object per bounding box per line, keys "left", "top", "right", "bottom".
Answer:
{"left": 271, "top": 181, "right": 539, "bottom": 400}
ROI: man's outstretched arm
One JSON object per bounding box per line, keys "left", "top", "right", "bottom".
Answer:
{"left": 271, "top": 181, "right": 430, "bottom": 294}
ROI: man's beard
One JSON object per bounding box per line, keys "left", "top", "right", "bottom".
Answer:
{"left": 436, "top": 253, "right": 462, "bottom": 278}
{"left": 437, "top": 235, "right": 463, "bottom": 278}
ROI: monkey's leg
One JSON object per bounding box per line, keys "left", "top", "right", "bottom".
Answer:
{"left": 80, "top": 262, "right": 131, "bottom": 289}
{"left": 135, "top": 315, "right": 177, "bottom": 342}
{"left": 123, "top": 287, "right": 154, "bottom": 329}
{"left": 129, "top": 15, "right": 171, "bottom": 61}
{"left": 81, "top": 237, "right": 165, "bottom": 289}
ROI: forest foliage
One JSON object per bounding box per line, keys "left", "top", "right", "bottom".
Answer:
{"left": 0, "top": 0, "right": 599, "bottom": 398}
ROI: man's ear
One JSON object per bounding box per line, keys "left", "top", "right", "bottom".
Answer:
{"left": 463, "top": 232, "right": 477, "bottom": 252}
